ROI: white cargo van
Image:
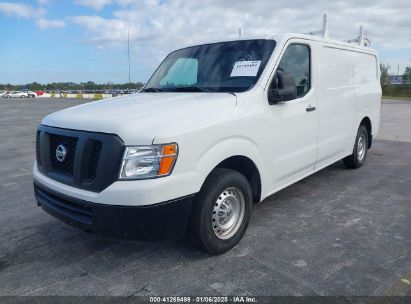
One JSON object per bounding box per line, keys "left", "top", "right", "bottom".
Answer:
{"left": 34, "top": 33, "right": 381, "bottom": 254}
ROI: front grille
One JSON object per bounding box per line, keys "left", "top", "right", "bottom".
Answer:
{"left": 88, "top": 140, "right": 102, "bottom": 179}
{"left": 49, "top": 134, "right": 78, "bottom": 175}
{"left": 36, "top": 125, "right": 124, "bottom": 193}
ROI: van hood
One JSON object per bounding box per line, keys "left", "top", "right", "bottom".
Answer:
{"left": 42, "top": 93, "right": 236, "bottom": 144}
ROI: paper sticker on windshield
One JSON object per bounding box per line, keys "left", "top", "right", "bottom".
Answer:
{"left": 230, "top": 61, "right": 261, "bottom": 77}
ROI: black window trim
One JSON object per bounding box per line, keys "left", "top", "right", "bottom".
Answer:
{"left": 267, "top": 42, "right": 312, "bottom": 103}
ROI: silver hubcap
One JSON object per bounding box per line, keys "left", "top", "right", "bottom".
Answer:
{"left": 212, "top": 187, "right": 245, "bottom": 240}
{"left": 357, "top": 133, "right": 366, "bottom": 161}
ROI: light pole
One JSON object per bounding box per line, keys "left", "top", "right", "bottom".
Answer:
{"left": 128, "top": 27, "right": 131, "bottom": 89}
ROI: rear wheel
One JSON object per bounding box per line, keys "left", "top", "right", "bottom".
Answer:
{"left": 187, "top": 168, "right": 252, "bottom": 254}
{"left": 343, "top": 125, "right": 369, "bottom": 169}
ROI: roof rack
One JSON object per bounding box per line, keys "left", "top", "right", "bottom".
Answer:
{"left": 307, "top": 14, "right": 371, "bottom": 47}
{"left": 306, "top": 14, "right": 329, "bottom": 38}
{"left": 345, "top": 26, "right": 371, "bottom": 47}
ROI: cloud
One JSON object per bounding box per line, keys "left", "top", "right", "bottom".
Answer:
{"left": 70, "top": 15, "right": 126, "bottom": 43}
{"left": 0, "top": 1, "right": 66, "bottom": 30}
{"left": 75, "top": 0, "right": 113, "bottom": 10}
{"left": 67, "top": 0, "right": 411, "bottom": 78}
{"left": 70, "top": 0, "right": 411, "bottom": 51}
{"left": 0, "top": 2, "right": 45, "bottom": 19}
{"left": 36, "top": 18, "right": 66, "bottom": 29}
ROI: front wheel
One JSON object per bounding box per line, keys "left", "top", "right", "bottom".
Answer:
{"left": 187, "top": 168, "right": 252, "bottom": 254}
{"left": 343, "top": 125, "right": 369, "bottom": 169}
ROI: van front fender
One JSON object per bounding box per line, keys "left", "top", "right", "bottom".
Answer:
{"left": 193, "top": 136, "right": 265, "bottom": 193}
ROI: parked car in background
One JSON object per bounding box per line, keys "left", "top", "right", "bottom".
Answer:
{"left": 3, "top": 91, "right": 29, "bottom": 98}
{"left": 26, "top": 91, "right": 37, "bottom": 98}
{"left": 36, "top": 91, "right": 44, "bottom": 96}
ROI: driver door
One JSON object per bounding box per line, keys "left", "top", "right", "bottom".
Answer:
{"left": 264, "top": 41, "right": 318, "bottom": 190}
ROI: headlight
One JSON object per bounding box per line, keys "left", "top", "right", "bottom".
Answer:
{"left": 119, "top": 143, "right": 178, "bottom": 180}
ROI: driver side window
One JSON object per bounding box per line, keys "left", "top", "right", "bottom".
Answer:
{"left": 276, "top": 44, "right": 310, "bottom": 98}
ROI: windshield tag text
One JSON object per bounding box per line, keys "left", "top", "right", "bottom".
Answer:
{"left": 230, "top": 61, "right": 261, "bottom": 77}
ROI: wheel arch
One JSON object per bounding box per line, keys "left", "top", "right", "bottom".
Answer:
{"left": 213, "top": 155, "right": 262, "bottom": 204}
{"left": 193, "top": 137, "right": 264, "bottom": 204}
{"left": 360, "top": 116, "right": 372, "bottom": 148}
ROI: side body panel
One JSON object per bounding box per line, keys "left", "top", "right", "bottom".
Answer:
{"left": 353, "top": 51, "right": 381, "bottom": 140}
{"left": 315, "top": 45, "right": 357, "bottom": 169}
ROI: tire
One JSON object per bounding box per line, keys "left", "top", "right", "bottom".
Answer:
{"left": 187, "top": 168, "right": 252, "bottom": 254}
{"left": 343, "top": 125, "right": 369, "bottom": 169}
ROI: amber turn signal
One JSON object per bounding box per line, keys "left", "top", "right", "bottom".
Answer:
{"left": 158, "top": 144, "right": 177, "bottom": 176}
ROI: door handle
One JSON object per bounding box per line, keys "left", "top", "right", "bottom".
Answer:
{"left": 306, "top": 105, "right": 316, "bottom": 112}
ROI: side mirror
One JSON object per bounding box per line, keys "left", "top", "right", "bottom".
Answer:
{"left": 268, "top": 71, "right": 297, "bottom": 104}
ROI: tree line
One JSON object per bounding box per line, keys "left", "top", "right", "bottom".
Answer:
{"left": 380, "top": 64, "right": 411, "bottom": 98}
{"left": 0, "top": 81, "right": 145, "bottom": 91}
{"left": 380, "top": 64, "right": 411, "bottom": 86}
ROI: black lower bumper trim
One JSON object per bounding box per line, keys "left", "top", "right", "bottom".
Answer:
{"left": 34, "top": 182, "right": 195, "bottom": 241}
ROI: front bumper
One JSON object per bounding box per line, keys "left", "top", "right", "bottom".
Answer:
{"left": 34, "top": 182, "right": 194, "bottom": 241}
{"left": 33, "top": 161, "right": 200, "bottom": 206}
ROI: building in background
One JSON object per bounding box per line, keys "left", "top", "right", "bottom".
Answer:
{"left": 388, "top": 75, "right": 411, "bottom": 85}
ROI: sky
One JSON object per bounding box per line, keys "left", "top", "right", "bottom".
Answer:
{"left": 0, "top": 0, "right": 410, "bottom": 84}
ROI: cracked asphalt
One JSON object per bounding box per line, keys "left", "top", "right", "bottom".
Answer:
{"left": 0, "top": 97, "right": 410, "bottom": 296}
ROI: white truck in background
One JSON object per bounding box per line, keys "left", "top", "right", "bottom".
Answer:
{"left": 33, "top": 31, "right": 381, "bottom": 254}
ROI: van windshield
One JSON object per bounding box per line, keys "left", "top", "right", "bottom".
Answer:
{"left": 142, "top": 39, "right": 276, "bottom": 93}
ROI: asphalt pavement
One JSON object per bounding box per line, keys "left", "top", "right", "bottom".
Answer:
{"left": 0, "top": 97, "right": 410, "bottom": 297}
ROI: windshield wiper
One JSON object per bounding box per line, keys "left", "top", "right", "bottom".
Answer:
{"left": 169, "top": 86, "right": 213, "bottom": 93}
{"left": 144, "top": 86, "right": 236, "bottom": 95}
{"left": 142, "top": 87, "right": 163, "bottom": 92}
